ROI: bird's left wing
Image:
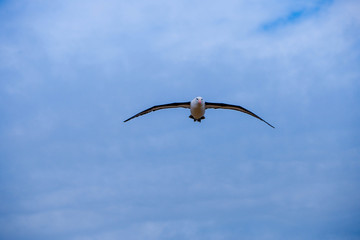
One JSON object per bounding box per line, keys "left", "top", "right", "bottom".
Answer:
{"left": 205, "top": 102, "right": 274, "bottom": 128}
{"left": 124, "top": 102, "right": 191, "bottom": 122}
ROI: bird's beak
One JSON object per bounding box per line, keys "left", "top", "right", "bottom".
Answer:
{"left": 198, "top": 100, "right": 202, "bottom": 104}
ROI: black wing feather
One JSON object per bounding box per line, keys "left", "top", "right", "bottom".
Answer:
{"left": 205, "top": 102, "right": 274, "bottom": 128}
{"left": 124, "top": 102, "right": 191, "bottom": 122}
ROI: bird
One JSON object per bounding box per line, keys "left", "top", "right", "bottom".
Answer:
{"left": 124, "top": 96, "right": 274, "bottom": 128}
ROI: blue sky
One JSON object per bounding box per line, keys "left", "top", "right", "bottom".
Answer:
{"left": 1, "top": 0, "right": 360, "bottom": 239}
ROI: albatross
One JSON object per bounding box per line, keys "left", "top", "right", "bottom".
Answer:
{"left": 124, "top": 96, "right": 274, "bottom": 128}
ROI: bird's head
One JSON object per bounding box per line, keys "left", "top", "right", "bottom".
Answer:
{"left": 193, "top": 96, "right": 204, "bottom": 105}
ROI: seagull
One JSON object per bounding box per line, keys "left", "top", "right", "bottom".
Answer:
{"left": 124, "top": 96, "right": 274, "bottom": 128}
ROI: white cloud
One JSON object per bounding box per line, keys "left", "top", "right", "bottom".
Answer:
{"left": 1, "top": 1, "right": 359, "bottom": 239}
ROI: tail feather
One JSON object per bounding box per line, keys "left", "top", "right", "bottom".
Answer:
{"left": 189, "top": 115, "right": 205, "bottom": 122}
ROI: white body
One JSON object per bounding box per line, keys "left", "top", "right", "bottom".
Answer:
{"left": 190, "top": 97, "right": 205, "bottom": 120}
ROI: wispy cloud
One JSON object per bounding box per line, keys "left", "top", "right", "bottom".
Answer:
{"left": 261, "top": 0, "right": 334, "bottom": 31}
{"left": 1, "top": 0, "right": 360, "bottom": 239}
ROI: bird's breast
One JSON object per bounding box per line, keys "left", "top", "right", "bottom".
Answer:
{"left": 190, "top": 103, "right": 205, "bottom": 119}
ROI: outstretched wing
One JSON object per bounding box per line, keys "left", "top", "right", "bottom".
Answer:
{"left": 124, "top": 102, "right": 191, "bottom": 122}
{"left": 205, "top": 102, "right": 274, "bottom": 128}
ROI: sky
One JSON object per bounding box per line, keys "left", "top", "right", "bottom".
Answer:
{"left": 0, "top": 0, "right": 360, "bottom": 239}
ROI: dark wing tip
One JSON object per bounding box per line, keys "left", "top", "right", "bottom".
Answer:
{"left": 124, "top": 116, "right": 136, "bottom": 122}
{"left": 254, "top": 117, "right": 275, "bottom": 128}
{"left": 124, "top": 115, "right": 137, "bottom": 122}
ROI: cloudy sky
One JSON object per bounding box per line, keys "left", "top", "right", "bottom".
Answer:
{"left": 1, "top": 0, "right": 360, "bottom": 239}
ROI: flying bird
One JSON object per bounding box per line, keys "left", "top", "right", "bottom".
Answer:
{"left": 124, "top": 96, "right": 274, "bottom": 128}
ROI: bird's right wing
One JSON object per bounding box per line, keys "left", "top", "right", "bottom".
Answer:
{"left": 124, "top": 102, "right": 191, "bottom": 122}
{"left": 205, "top": 102, "right": 274, "bottom": 128}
